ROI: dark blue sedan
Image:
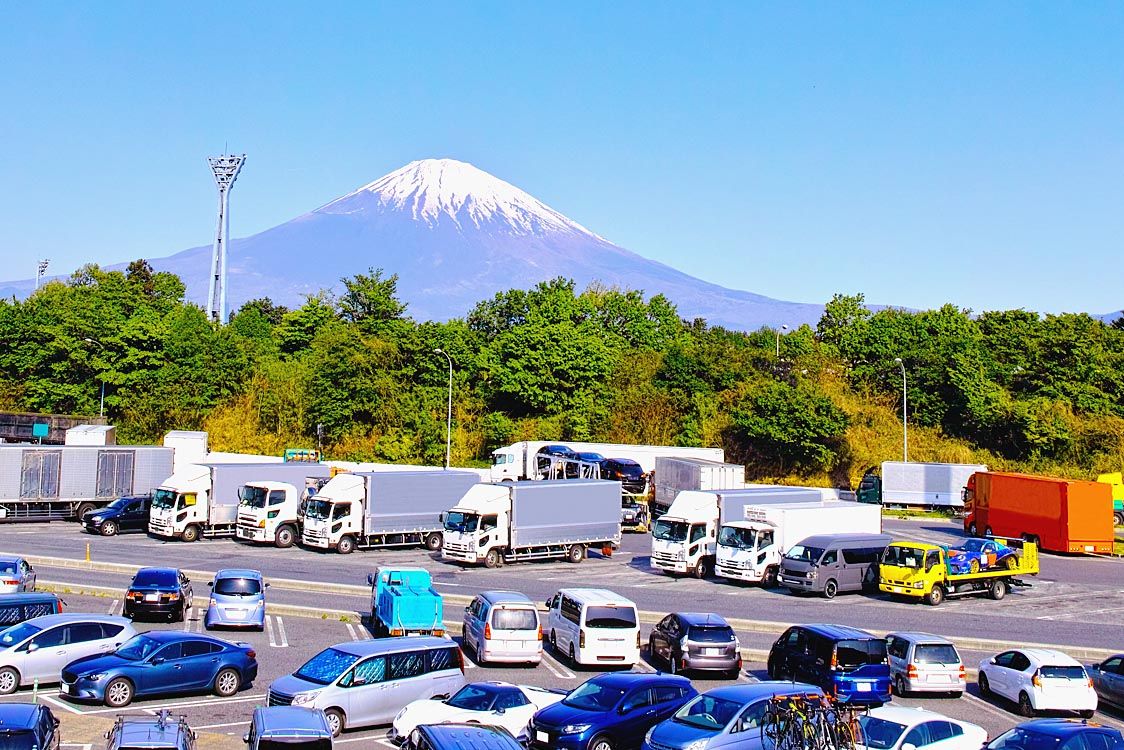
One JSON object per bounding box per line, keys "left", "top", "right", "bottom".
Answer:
{"left": 60, "top": 630, "right": 257, "bottom": 707}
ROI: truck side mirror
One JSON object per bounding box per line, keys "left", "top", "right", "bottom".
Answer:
{"left": 367, "top": 573, "right": 376, "bottom": 586}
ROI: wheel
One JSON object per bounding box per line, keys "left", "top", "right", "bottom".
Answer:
{"left": 1114, "top": 511, "right": 1124, "bottom": 527}
{"left": 569, "top": 643, "right": 577, "bottom": 666}
{"left": 949, "top": 691, "right": 962, "bottom": 699}
{"left": 180, "top": 524, "right": 200, "bottom": 543}
{"left": 668, "top": 653, "right": 678, "bottom": 674}
{"left": 549, "top": 630, "right": 557, "bottom": 652}
{"left": 1004, "top": 556, "right": 1019, "bottom": 570}
{"left": 0, "top": 667, "right": 19, "bottom": 695}
{"left": 588, "top": 733, "right": 614, "bottom": 750}
{"left": 213, "top": 667, "right": 241, "bottom": 697}
{"left": 74, "top": 502, "right": 96, "bottom": 521}
{"left": 691, "top": 558, "right": 710, "bottom": 579}
{"left": 762, "top": 566, "right": 778, "bottom": 588}
{"left": 484, "top": 549, "right": 500, "bottom": 568}
{"left": 274, "top": 525, "right": 296, "bottom": 549}
{"left": 104, "top": 677, "right": 134, "bottom": 707}
{"left": 984, "top": 527, "right": 993, "bottom": 538}
{"left": 988, "top": 579, "right": 1008, "bottom": 601}
{"left": 424, "top": 532, "right": 443, "bottom": 551}
{"left": 767, "top": 659, "right": 779, "bottom": 680}
{"left": 100, "top": 520, "right": 119, "bottom": 537}
{"left": 823, "top": 579, "right": 838, "bottom": 599}
{"left": 567, "top": 544, "right": 585, "bottom": 564}
{"left": 1018, "top": 692, "right": 1035, "bottom": 717}
{"left": 324, "top": 708, "right": 344, "bottom": 738}
{"left": 969, "top": 559, "right": 980, "bottom": 574}
{"left": 894, "top": 675, "right": 908, "bottom": 698}
{"left": 968, "top": 522, "right": 978, "bottom": 536}
{"left": 336, "top": 535, "right": 355, "bottom": 555}
{"left": 978, "top": 672, "right": 992, "bottom": 697}
{"left": 926, "top": 584, "right": 945, "bottom": 606}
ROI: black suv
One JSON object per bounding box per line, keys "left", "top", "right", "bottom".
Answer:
{"left": 599, "top": 458, "right": 647, "bottom": 493}
{"left": 124, "top": 568, "right": 193, "bottom": 622}
{"left": 83, "top": 496, "right": 152, "bottom": 536}
{"left": 0, "top": 703, "right": 60, "bottom": 750}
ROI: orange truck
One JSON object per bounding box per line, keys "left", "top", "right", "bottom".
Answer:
{"left": 963, "top": 471, "right": 1113, "bottom": 554}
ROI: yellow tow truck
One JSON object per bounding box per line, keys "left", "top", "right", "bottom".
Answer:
{"left": 879, "top": 539, "right": 1039, "bottom": 606}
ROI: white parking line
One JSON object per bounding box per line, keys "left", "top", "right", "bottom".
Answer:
{"left": 39, "top": 694, "right": 81, "bottom": 715}
{"left": 183, "top": 607, "right": 195, "bottom": 632}
{"left": 275, "top": 616, "right": 289, "bottom": 647}
{"left": 266, "top": 615, "right": 277, "bottom": 647}
{"left": 540, "top": 651, "right": 576, "bottom": 680}
{"left": 105, "top": 599, "right": 119, "bottom": 615}
{"left": 344, "top": 623, "right": 361, "bottom": 641}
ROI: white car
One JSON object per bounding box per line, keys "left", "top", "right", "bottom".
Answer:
{"left": 978, "top": 648, "right": 1098, "bottom": 717}
{"left": 390, "top": 681, "right": 565, "bottom": 743}
{"left": 858, "top": 705, "right": 987, "bottom": 750}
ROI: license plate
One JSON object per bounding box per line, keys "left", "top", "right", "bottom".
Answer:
{"left": 705, "top": 648, "right": 722, "bottom": 656}
{"left": 227, "top": 610, "right": 245, "bottom": 618}
{"left": 857, "top": 682, "right": 872, "bottom": 691}
{"left": 891, "top": 586, "right": 905, "bottom": 593}
{"left": 928, "top": 674, "right": 950, "bottom": 682}
{"left": 536, "top": 731, "right": 549, "bottom": 743}
{"left": 144, "top": 593, "right": 158, "bottom": 602}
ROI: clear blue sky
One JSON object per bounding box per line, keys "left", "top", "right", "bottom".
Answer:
{"left": 2, "top": 3, "right": 1121, "bottom": 315}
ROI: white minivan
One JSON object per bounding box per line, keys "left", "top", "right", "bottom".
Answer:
{"left": 544, "top": 588, "right": 640, "bottom": 667}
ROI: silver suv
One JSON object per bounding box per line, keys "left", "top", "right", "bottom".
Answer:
{"left": 106, "top": 712, "right": 195, "bottom": 750}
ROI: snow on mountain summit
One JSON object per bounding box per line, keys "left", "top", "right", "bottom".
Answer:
{"left": 319, "top": 158, "right": 603, "bottom": 239}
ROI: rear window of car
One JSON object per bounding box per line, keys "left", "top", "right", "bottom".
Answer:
{"left": 132, "top": 570, "right": 176, "bottom": 587}
{"left": 688, "top": 625, "right": 735, "bottom": 643}
{"left": 584, "top": 606, "right": 637, "bottom": 629}
{"left": 214, "top": 577, "right": 262, "bottom": 596}
{"left": 1040, "top": 665, "right": 1088, "bottom": 680}
{"left": 835, "top": 639, "right": 887, "bottom": 670}
{"left": 491, "top": 607, "right": 537, "bottom": 631}
{"left": 914, "top": 644, "right": 960, "bottom": 664}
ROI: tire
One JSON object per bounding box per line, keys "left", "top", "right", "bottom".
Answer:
{"left": 926, "top": 584, "right": 945, "bottom": 607}
{"left": 74, "top": 502, "right": 96, "bottom": 521}
{"left": 213, "top": 667, "right": 241, "bottom": 697}
{"left": 1004, "top": 556, "right": 1019, "bottom": 570}
{"left": 968, "top": 522, "right": 978, "bottom": 537}
{"left": 0, "top": 667, "right": 19, "bottom": 695}
{"left": 985, "top": 527, "right": 994, "bottom": 538}
{"left": 424, "top": 532, "right": 443, "bottom": 551}
{"left": 668, "top": 653, "right": 677, "bottom": 675}
{"left": 1114, "top": 511, "right": 1124, "bottom": 527}
{"left": 1080, "top": 710, "right": 1095, "bottom": 719}
{"left": 336, "top": 535, "right": 355, "bottom": 555}
{"left": 180, "top": 524, "right": 200, "bottom": 543}
{"left": 324, "top": 708, "right": 344, "bottom": 738}
{"left": 894, "top": 675, "right": 908, "bottom": 698}
{"left": 823, "top": 579, "right": 838, "bottom": 600}
{"left": 274, "top": 525, "right": 296, "bottom": 549}
{"left": 762, "top": 566, "right": 778, "bottom": 588}
{"left": 949, "top": 691, "right": 962, "bottom": 699}
{"left": 484, "top": 549, "right": 500, "bottom": 569}
{"left": 588, "top": 734, "right": 614, "bottom": 750}
{"left": 569, "top": 643, "right": 577, "bottom": 667}
{"left": 978, "top": 672, "right": 992, "bottom": 697}
{"left": 969, "top": 559, "right": 980, "bottom": 574}
{"left": 691, "top": 558, "right": 710, "bottom": 580}
{"left": 567, "top": 544, "right": 585, "bottom": 564}
{"left": 172, "top": 605, "right": 185, "bottom": 623}
{"left": 1018, "top": 692, "right": 1035, "bottom": 717}
{"left": 767, "top": 659, "right": 779, "bottom": 680}
{"left": 988, "top": 579, "right": 1008, "bottom": 601}
{"left": 100, "top": 520, "right": 119, "bottom": 537}
{"left": 549, "top": 630, "right": 557, "bottom": 652}
{"left": 104, "top": 677, "right": 134, "bottom": 707}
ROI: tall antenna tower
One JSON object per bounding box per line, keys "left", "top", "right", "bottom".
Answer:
{"left": 206, "top": 154, "right": 245, "bottom": 323}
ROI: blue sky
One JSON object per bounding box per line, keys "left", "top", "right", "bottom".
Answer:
{"left": 1, "top": 3, "right": 1121, "bottom": 315}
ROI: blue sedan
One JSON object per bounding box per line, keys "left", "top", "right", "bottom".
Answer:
{"left": 60, "top": 630, "right": 257, "bottom": 707}
{"left": 205, "top": 569, "right": 268, "bottom": 631}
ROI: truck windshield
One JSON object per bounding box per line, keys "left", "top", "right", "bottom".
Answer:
{"left": 652, "top": 519, "right": 689, "bottom": 542}
{"left": 882, "top": 546, "right": 925, "bottom": 568}
{"left": 443, "top": 511, "right": 479, "bottom": 533}
{"left": 785, "top": 544, "right": 826, "bottom": 563}
{"left": 717, "top": 526, "right": 755, "bottom": 549}
{"left": 151, "top": 489, "right": 177, "bottom": 510}
{"left": 239, "top": 486, "right": 269, "bottom": 508}
{"left": 303, "top": 500, "right": 332, "bottom": 521}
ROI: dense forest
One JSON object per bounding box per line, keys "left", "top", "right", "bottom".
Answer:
{"left": 3, "top": 261, "right": 1123, "bottom": 488}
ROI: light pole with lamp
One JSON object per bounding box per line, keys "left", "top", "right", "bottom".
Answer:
{"left": 775, "top": 324, "right": 788, "bottom": 359}
{"left": 894, "top": 357, "right": 908, "bottom": 462}
{"left": 83, "top": 338, "right": 106, "bottom": 419}
{"left": 434, "top": 348, "right": 453, "bottom": 469}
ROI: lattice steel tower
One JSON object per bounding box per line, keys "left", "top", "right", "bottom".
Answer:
{"left": 206, "top": 154, "right": 246, "bottom": 323}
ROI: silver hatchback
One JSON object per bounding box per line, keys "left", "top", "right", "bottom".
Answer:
{"left": 0, "top": 557, "right": 36, "bottom": 594}
{"left": 0, "top": 614, "right": 136, "bottom": 694}
{"left": 886, "top": 632, "right": 965, "bottom": 697}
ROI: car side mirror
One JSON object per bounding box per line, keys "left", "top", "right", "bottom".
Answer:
{"left": 207, "top": 582, "right": 214, "bottom": 587}
{"left": 544, "top": 600, "right": 551, "bottom": 608}
{"left": 494, "top": 707, "right": 505, "bottom": 715}
{"left": 151, "top": 656, "right": 165, "bottom": 665}
{"left": 242, "top": 734, "right": 250, "bottom": 744}
{"left": 52, "top": 718, "right": 59, "bottom": 729}
{"left": 367, "top": 573, "right": 376, "bottom": 586}
{"left": 26, "top": 643, "right": 38, "bottom": 653}
{"left": 264, "top": 583, "right": 270, "bottom": 588}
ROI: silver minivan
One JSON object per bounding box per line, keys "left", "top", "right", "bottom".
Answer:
{"left": 780, "top": 533, "right": 893, "bottom": 599}
{"left": 267, "top": 637, "right": 465, "bottom": 737}
{"left": 886, "top": 632, "right": 965, "bottom": 697}
{"left": 0, "top": 614, "right": 136, "bottom": 694}
{"left": 462, "top": 591, "right": 541, "bottom": 665}
{"left": 244, "top": 706, "right": 332, "bottom": 750}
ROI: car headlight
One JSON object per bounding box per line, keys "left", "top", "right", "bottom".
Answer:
{"left": 84, "top": 672, "right": 106, "bottom": 681}
{"left": 291, "top": 691, "right": 321, "bottom": 706}
{"left": 561, "top": 723, "right": 592, "bottom": 734}
{"left": 683, "top": 740, "right": 710, "bottom": 750}
{"left": 209, "top": 599, "right": 217, "bottom": 607}
{"left": 913, "top": 581, "right": 924, "bottom": 589}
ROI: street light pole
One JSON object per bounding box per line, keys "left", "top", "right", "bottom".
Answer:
{"left": 776, "top": 324, "right": 788, "bottom": 359}
{"left": 894, "top": 357, "right": 908, "bottom": 462}
{"left": 83, "top": 338, "right": 106, "bottom": 419}
{"left": 434, "top": 348, "right": 453, "bottom": 469}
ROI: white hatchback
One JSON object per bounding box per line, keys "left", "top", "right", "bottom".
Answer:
{"left": 857, "top": 705, "right": 986, "bottom": 750}
{"left": 978, "top": 648, "right": 1098, "bottom": 718}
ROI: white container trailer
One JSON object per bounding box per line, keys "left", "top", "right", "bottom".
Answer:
{"left": 489, "top": 441, "right": 723, "bottom": 483}
{"left": 858, "top": 461, "right": 988, "bottom": 507}
{"left": 715, "top": 500, "right": 882, "bottom": 586}
{"left": 652, "top": 457, "right": 745, "bottom": 517}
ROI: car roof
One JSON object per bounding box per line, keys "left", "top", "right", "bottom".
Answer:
{"left": 143, "top": 631, "right": 229, "bottom": 645}
{"left": 135, "top": 567, "right": 180, "bottom": 576}
{"left": 114, "top": 718, "right": 190, "bottom": 747}
{"left": 214, "top": 569, "right": 262, "bottom": 580}
{"left": 1015, "top": 719, "right": 1123, "bottom": 738}
{"left": 418, "top": 724, "right": 521, "bottom": 748}
{"left": 253, "top": 706, "right": 331, "bottom": 735}
{"left": 795, "top": 533, "right": 893, "bottom": 547}
{"left": 869, "top": 705, "right": 957, "bottom": 726}
{"left": 0, "top": 556, "right": 24, "bottom": 564}
{"left": 24, "top": 614, "right": 130, "bottom": 628}
{"left": 331, "top": 636, "right": 453, "bottom": 657}
{"left": 604, "top": 458, "right": 640, "bottom": 465}
{"left": 701, "top": 682, "right": 822, "bottom": 703}
{"left": 588, "top": 671, "right": 690, "bottom": 688}
{"left": 555, "top": 589, "right": 636, "bottom": 607}
{"left": 887, "top": 632, "right": 956, "bottom": 645}
{"left": 480, "top": 591, "right": 534, "bottom": 605}
{"left": 1015, "top": 649, "right": 1082, "bottom": 666}
{"left": 800, "top": 623, "right": 880, "bottom": 640}
{"left": 675, "top": 613, "right": 731, "bottom": 628}
{"left": 0, "top": 703, "right": 40, "bottom": 727}
{"left": 0, "top": 593, "right": 59, "bottom": 604}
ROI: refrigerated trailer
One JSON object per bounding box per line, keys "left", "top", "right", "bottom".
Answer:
{"left": 857, "top": 461, "right": 987, "bottom": 507}
{"left": 0, "top": 445, "right": 173, "bottom": 521}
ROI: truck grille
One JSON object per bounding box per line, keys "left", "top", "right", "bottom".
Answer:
{"left": 720, "top": 559, "right": 751, "bottom": 570}
{"left": 443, "top": 541, "right": 471, "bottom": 554}
{"left": 651, "top": 551, "right": 680, "bottom": 564}
{"left": 304, "top": 529, "right": 325, "bottom": 540}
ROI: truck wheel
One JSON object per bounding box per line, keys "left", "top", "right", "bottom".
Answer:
{"left": 274, "top": 525, "right": 296, "bottom": 549}
{"left": 336, "top": 535, "right": 355, "bottom": 555}
{"left": 1115, "top": 511, "right": 1124, "bottom": 527}
{"left": 180, "top": 525, "right": 200, "bottom": 543}
{"left": 424, "top": 532, "right": 443, "bottom": 551}
{"left": 762, "top": 566, "right": 778, "bottom": 588}
{"left": 968, "top": 522, "right": 978, "bottom": 537}
{"left": 691, "top": 559, "right": 710, "bottom": 579}
{"left": 484, "top": 549, "right": 500, "bottom": 568}
{"left": 567, "top": 544, "right": 586, "bottom": 564}
{"left": 984, "top": 527, "right": 993, "bottom": 538}
{"left": 926, "top": 585, "right": 945, "bottom": 606}
{"left": 823, "top": 579, "right": 838, "bottom": 599}
{"left": 988, "top": 579, "right": 1008, "bottom": 600}
{"left": 100, "top": 520, "right": 119, "bottom": 537}
{"left": 74, "top": 502, "right": 96, "bottom": 521}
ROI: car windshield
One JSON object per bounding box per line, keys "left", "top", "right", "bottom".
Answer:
{"left": 915, "top": 644, "right": 960, "bottom": 664}
{"left": 958, "top": 539, "right": 988, "bottom": 553}
{"left": 857, "top": 716, "right": 907, "bottom": 750}
{"left": 303, "top": 500, "right": 332, "bottom": 521}
{"left": 562, "top": 681, "right": 626, "bottom": 711}
{"left": 151, "top": 488, "right": 178, "bottom": 510}
{"left": 882, "top": 546, "right": 925, "bottom": 568}
{"left": 0, "top": 622, "right": 40, "bottom": 648}
{"left": 1040, "top": 666, "right": 1088, "bottom": 680}
{"left": 0, "top": 730, "right": 38, "bottom": 750}
{"left": 492, "top": 608, "right": 538, "bottom": 631}
{"left": 443, "top": 511, "right": 479, "bottom": 533}
{"left": 214, "top": 577, "right": 262, "bottom": 596}
{"left": 577, "top": 453, "right": 604, "bottom": 462}
{"left": 988, "top": 728, "right": 1064, "bottom": 750}
{"left": 652, "top": 519, "right": 689, "bottom": 542}
{"left": 585, "top": 606, "right": 636, "bottom": 629}
{"left": 0, "top": 563, "right": 16, "bottom": 576}
{"left": 239, "top": 486, "right": 269, "bottom": 508}
{"left": 132, "top": 570, "right": 176, "bottom": 588}
{"left": 115, "top": 635, "right": 162, "bottom": 661}
{"left": 689, "top": 626, "right": 735, "bottom": 643}
{"left": 673, "top": 694, "right": 741, "bottom": 731}
{"left": 295, "top": 648, "right": 360, "bottom": 686}
{"left": 106, "top": 497, "right": 132, "bottom": 510}
{"left": 447, "top": 684, "right": 499, "bottom": 711}
{"left": 785, "top": 545, "right": 826, "bottom": 563}
{"left": 717, "top": 526, "right": 755, "bottom": 549}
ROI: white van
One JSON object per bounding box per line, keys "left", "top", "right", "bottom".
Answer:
{"left": 544, "top": 589, "right": 640, "bottom": 667}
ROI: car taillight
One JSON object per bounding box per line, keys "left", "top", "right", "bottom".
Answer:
{"left": 831, "top": 650, "right": 838, "bottom": 671}
{"left": 484, "top": 623, "right": 492, "bottom": 640}
{"left": 958, "top": 665, "right": 967, "bottom": 679}
{"left": 246, "top": 649, "right": 256, "bottom": 659}
{"left": 537, "top": 625, "right": 543, "bottom": 641}
{"left": 1032, "top": 671, "right": 1042, "bottom": 688}
{"left": 457, "top": 648, "right": 465, "bottom": 673}
{"left": 907, "top": 664, "right": 919, "bottom": 679}
{"left": 579, "top": 629, "right": 586, "bottom": 648}
{"left": 1087, "top": 677, "right": 1094, "bottom": 689}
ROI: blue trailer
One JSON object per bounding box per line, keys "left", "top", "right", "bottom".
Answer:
{"left": 366, "top": 567, "right": 444, "bottom": 638}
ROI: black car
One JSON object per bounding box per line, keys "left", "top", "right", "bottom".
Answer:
{"left": 599, "top": 458, "right": 647, "bottom": 493}
{"left": 535, "top": 445, "right": 579, "bottom": 479}
{"left": 0, "top": 703, "right": 60, "bottom": 750}
{"left": 83, "top": 496, "right": 152, "bottom": 536}
{"left": 648, "top": 612, "right": 741, "bottom": 677}
{"left": 124, "top": 568, "right": 193, "bottom": 622}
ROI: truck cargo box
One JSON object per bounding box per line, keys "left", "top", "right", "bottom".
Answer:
{"left": 509, "top": 480, "right": 621, "bottom": 548}
{"left": 360, "top": 470, "right": 481, "bottom": 535}
{"left": 880, "top": 461, "right": 987, "bottom": 507}
{"left": 654, "top": 457, "right": 744, "bottom": 513}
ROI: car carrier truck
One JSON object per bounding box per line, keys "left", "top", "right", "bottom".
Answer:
{"left": 879, "top": 538, "right": 1039, "bottom": 605}
{"left": 301, "top": 470, "right": 481, "bottom": 554}
{"left": 488, "top": 441, "right": 723, "bottom": 483}
{"left": 441, "top": 480, "right": 622, "bottom": 567}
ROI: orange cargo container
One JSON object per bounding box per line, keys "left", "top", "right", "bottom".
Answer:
{"left": 963, "top": 471, "right": 1113, "bottom": 554}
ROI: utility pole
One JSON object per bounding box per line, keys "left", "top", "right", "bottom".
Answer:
{"left": 434, "top": 348, "right": 453, "bottom": 469}
{"left": 206, "top": 154, "right": 245, "bottom": 324}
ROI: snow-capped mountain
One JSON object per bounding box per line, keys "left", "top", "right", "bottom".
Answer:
{"left": 1, "top": 158, "right": 827, "bottom": 329}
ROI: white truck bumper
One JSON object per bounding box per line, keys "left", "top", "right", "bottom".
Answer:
{"left": 716, "top": 563, "right": 763, "bottom": 582}
{"left": 148, "top": 520, "right": 176, "bottom": 538}
{"left": 236, "top": 526, "right": 268, "bottom": 541}
{"left": 650, "top": 552, "right": 688, "bottom": 573}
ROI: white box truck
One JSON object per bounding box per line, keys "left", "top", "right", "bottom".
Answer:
{"left": 652, "top": 457, "right": 745, "bottom": 517}
{"left": 488, "top": 441, "right": 723, "bottom": 483}
{"left": 442, "top": 479, "right": 622, "bottom": 567}
{"left": 856, "top": 461, "right": 987, "bottom": 507}
{"left": 650, "top": 486, "right": 842, "bottom": 578}
{"left": 715, "top": 500, "right": 882, "bottom": 586}
{"left": 149, "top": 462, "right": 333, "bottom": 542}
{"left": 301, "top": 470, "right": 481, "bottom": 554}
{"left": 235, "top": 473, "right": 338, "bottom": 548}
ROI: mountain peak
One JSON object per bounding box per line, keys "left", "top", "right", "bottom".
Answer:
{"left": 318, "top": 158, "right": 602, "bottom": 239}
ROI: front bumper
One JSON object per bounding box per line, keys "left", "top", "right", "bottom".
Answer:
{"left": 148, "top": 520, "right": 176, "bottom": 538}
{"left": 781, "top": 575, "right": 816, "bottom": 590}
{"left": 528, "top": 725, "right": 594, "bottom": 750}
{"left": 441, "top": 543, "right": 478, "bottom": 563}
{"left": 59, "top": 678, "right": 106, "bottom": 703}
{"left": 879, "top": 582, "right": 926, "bottom": 598}
{"left": 236, "top": 526, "right": 269, "bottom": 542}
{"left": 717, "top": 562, "right": 764, "bottom": 582}
{"left": 650, "top": 553, "right": 687, "bottom": 573}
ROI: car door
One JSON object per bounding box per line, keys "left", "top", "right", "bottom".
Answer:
{"left": 139, "top": 641, "right": 186, "bottom": 694}
{"left": 887, "top": 637, "right": 907, "bottom": 682}
{"left": 20, "top": 625, "right": 69, "bottom": 682}
{"left": 19, "top": 561, "right": 35, "bottom": 592}
{"left": 1109, "top": 658, "right": 1124, "bottom": 706}
{"left": 124, "top": 499, "right": 147, "bottom": 532}
{"left": 179, "top": 640, "right": 223, "bottom": 690}
{"left": 38, "top": 707, "right": 60, "bottom": 750}
{"left": 650, "top": 684, "right": 689, "bottom": 724}
{"left": 796, "top": 633, "right": 829, "bottom": 687}
{"left": 986, "top": 651, "right": 1017, "bottom": 700}
{"left": 57, "top": 622, "right": 115, "bottom": 672}
{"left": 339, "top": 655, "right": 388, "bottom": 728}
{"left": 615, "top": 687, "right": 656, "bottom": 745}
{"left": 772, "top": 628, "right": 804, "bottom": 679}
{"left": 385, "top": 649, "right": 436, "bottom": 721}
{"left": 462, "top": 598, "right": 483, "bottom": 652}
{"left": 493, "top": 688, "right": 535, "bottom": 738}
{"left": 650, "top": 615, "right": 672, "bottom": 663}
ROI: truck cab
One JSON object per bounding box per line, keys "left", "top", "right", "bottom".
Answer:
{"left": 236, "top": 481, "right": 310, "bottom": 548}
{"left": 489, "top": 448, "right": 520, "bottom": 483}
{"left": 301, "top": 474, "right": 365, "bottom": 553}
{"left": 715, "top": 520, "right": 778, "bottom": 585}
{"left": 649, "top": 492, "right": 715, "bottom": 578}
{"left": 148, "top": 465, "right": 210, "bottom": 542}
{"left": 441, "top": 485, "right": 511, "bottom": 568}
